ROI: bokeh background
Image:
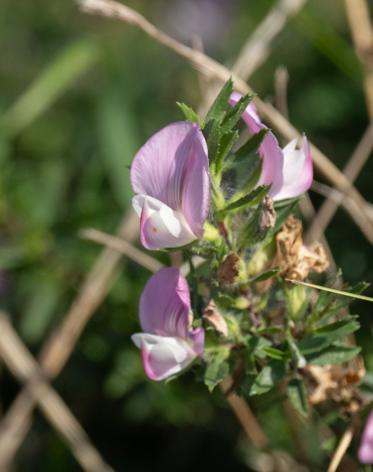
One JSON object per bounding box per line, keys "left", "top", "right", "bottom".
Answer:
{"left": 0, "top": 0, "right": 372, "bottom": 470}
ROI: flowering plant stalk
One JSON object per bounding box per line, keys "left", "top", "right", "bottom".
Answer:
{"left": 129, "top": 80, "right": 372, "bottom": 462}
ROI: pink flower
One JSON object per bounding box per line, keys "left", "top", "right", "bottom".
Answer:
{"left": 131, "top": 122, "right": 210, "bottom": 250}
{"left": 229, "top": 92, "right": 313, "bottom": 201}
{"left": 359, "top": 411, "right": 373, "bottom": 464}
{"left": 131, "top": 267, "right": 204, "bottom": 381}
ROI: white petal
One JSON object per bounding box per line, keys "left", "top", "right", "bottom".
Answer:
{"left": 133, "top": 195, "right": 196, "bottom": 250}
{"left": 131, "top": 333, "right": 196, "bottom": 381}
{"left": 273, "top": 137, "right": 313, "bottom": 201}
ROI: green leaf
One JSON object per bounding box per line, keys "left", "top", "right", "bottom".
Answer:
{"left": 287, "top": 337, "right": 307, "bottom": 368}
{"left": 261, "top": 346, "right": 286, "bottom": 360}
{"left": 214, "top": 130, "right": 239, "bottom": 175}
{"left": 205, "top": 79, "right": 233, "bottom": 125}
{"left": 287, "top": 378, "right": 309, "bottom": 416}
{"left": 248, "top": 267, "right": 280, "bottom": 283}
{"left": 249, "top": 361, "right": 285, "bottom": 396}
{"left": 306, "top": 344, "right": 361, "bottom": 365}
{"left": 232, "top": 128, "right": 268, "bottom": 165}
{"left": 221, "top": 185, "right": 269, "bottom": 214}
{"left": 176, "top": 102, "right": 204, "bottom": 127}
{"left": 204, "top": 348, "right": 230, "bottom": 392}
{"left": 221, "top": 94, "right": 252, "bottom": 132}
{"left": 204, "top": 119, "right": 223, "bottom": 163}
{"left": 299, "top": 317, "right": 360, "bottom": 354}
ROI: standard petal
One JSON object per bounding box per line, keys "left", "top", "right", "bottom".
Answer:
{"left": 139, "top": 267, "right": 191, "bottom": 338}
{"left": 272, "top": 136, "right": 313, "bottom": 201}
{"left": 133, "top": 195, "right": 196, "bottom": 250}
{"left": 257, "top": 131, "right": 284, "bottom": 197}
{"left": 180, "top": 136, "right": 210, "bottom": 237}
{"left": 229, "top": 92, "right": 284, "bottom": 196}
{"left": 130, "top": 122, "right": 209, "bottom": 220}
{"left": 131, "top": 333, "right": 197, "bottom": 381}
{"left": 359, "top": 411, "right": 373, "bottom": 464}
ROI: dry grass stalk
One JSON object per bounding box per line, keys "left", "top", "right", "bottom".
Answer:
{"left": 0, "top": 313, "right": 113, "bottom": 472}
{"left": 220, "top": 376, "right": 268, "bottom": 450}
{"left": 79, "top": 0, "right": 373, "bottom": 244}
{"left": 307, "top": 120, "right": 373, "bottom": 244}
{"left": 199, "top": 0, "right": 307, "bottom": 114}
{"left": 0, "top": 211, "right": 139, "bottom": 468}
{"left": 327, "top": 424, "right": 355, "bottom": 472}
{"left": 80, "top": 227, "right": 163, "bottom": 273}
{"left": 345, "top": 0, "right": 373, "bottom": 117}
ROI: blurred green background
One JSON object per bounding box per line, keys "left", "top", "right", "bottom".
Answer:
{"left": 0, "top": 0, "right": 372, "bottom": 470}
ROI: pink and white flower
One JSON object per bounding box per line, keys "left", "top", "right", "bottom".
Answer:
{"left": 131, "top": 267, "right": 204, "bottom": 381}
{"left": 229, "top": 92, "right": 313, "bottom": 201}
{"left": 131, "top": 122, "right": 210, "bottom": 250}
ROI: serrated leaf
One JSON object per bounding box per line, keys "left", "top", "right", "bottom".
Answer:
{"left": 205, "top": 79, "right": 233, "bottom": 125}
{"left": 204, "top": 119, "right": 223, "bottom": 163}
{"left": 221, "top": 185, "right": 269, "bottom": 214}
{"left": 287, "top": 378, "right": 309, "bottom": 416}
{"left": 306, "top": 344, "right": 361, "bottom": 365}
{"left": 214, "top": 130, "right": 239, "bottom": 175}
{"left": 176, "top": 102, "right": 204, "bottom": 127}
{"left": 221, "top": 94, "right": 252, "bottom": 132}
{"left": 233, "top": 128, "right": 268, "bottom": 165}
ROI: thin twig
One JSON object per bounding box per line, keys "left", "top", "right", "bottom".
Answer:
{"left": 232, "top": 0, "right": 307, "bottom": 80}
{"left": 274, "top": 66, "right": 289, "bottom": 120}
{"left": 307, "top": 122, "right": 373, "bottom": 243}
{"left": 0, "top": 313, "right": 113, "bottom": 472}
{"left": 327, "top": 424, "right": 355, "bottom": 472}
{"left": 79, "top": 0, "right": 373, "bottom": 244}
{"left": 80, "top": 227, "right": 163, "bottom": 273}
{"left": 345, "top": 0, "right": 373, "bottom": 118}
{"left": 220, "top": 376, "right": 268, "bottom": 449}
{"left": 0, "top": 211, "right": 139, "bottom": 468}
{"left": 199, "top": 0, "right": 307, "bottom": 114}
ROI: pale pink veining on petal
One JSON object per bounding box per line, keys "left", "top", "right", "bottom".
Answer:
{"left": 131, "top": 267, "right": 204, "bottom": 381}
{"left": 130, "top": 122, "right": 210, "bottom": 250}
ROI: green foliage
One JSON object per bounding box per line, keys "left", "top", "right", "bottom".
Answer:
{"left": 287, "top": 378, "right": 308, "bottom": 416}
{"left": 2, "top": 2, "right": 372, "bottom": 469}
{"left": 204, "top": 347, "right": 230, "bottom": 392}
{"left": 176, "top": 102, "right": 204, "bottom": 127}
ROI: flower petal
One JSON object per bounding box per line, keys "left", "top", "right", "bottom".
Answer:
{"left": 139, "top": 267, "right": 191, "bottom": 338}
{"left": 130, "top": 122, "right": 210, "bottom": 234}
{"left": 272, "top": 136, "right": 313, "bottom": 201}
{"left": 359, "top": 411, "right": 373, "bottom": 464}
{"left": 180, "top": 139, "right": 210, "bottom": 237}
{"left": 131, "top": 333, "right": 197, "bottom": 381}
{"left": 229, "top": 92, "right": 284, "bottom": 196}
{"left": 189, "top": 327, "right": 205, "bottom": 356}
{"left": 133, "top": 195, "right": 196, "bottom": 250}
